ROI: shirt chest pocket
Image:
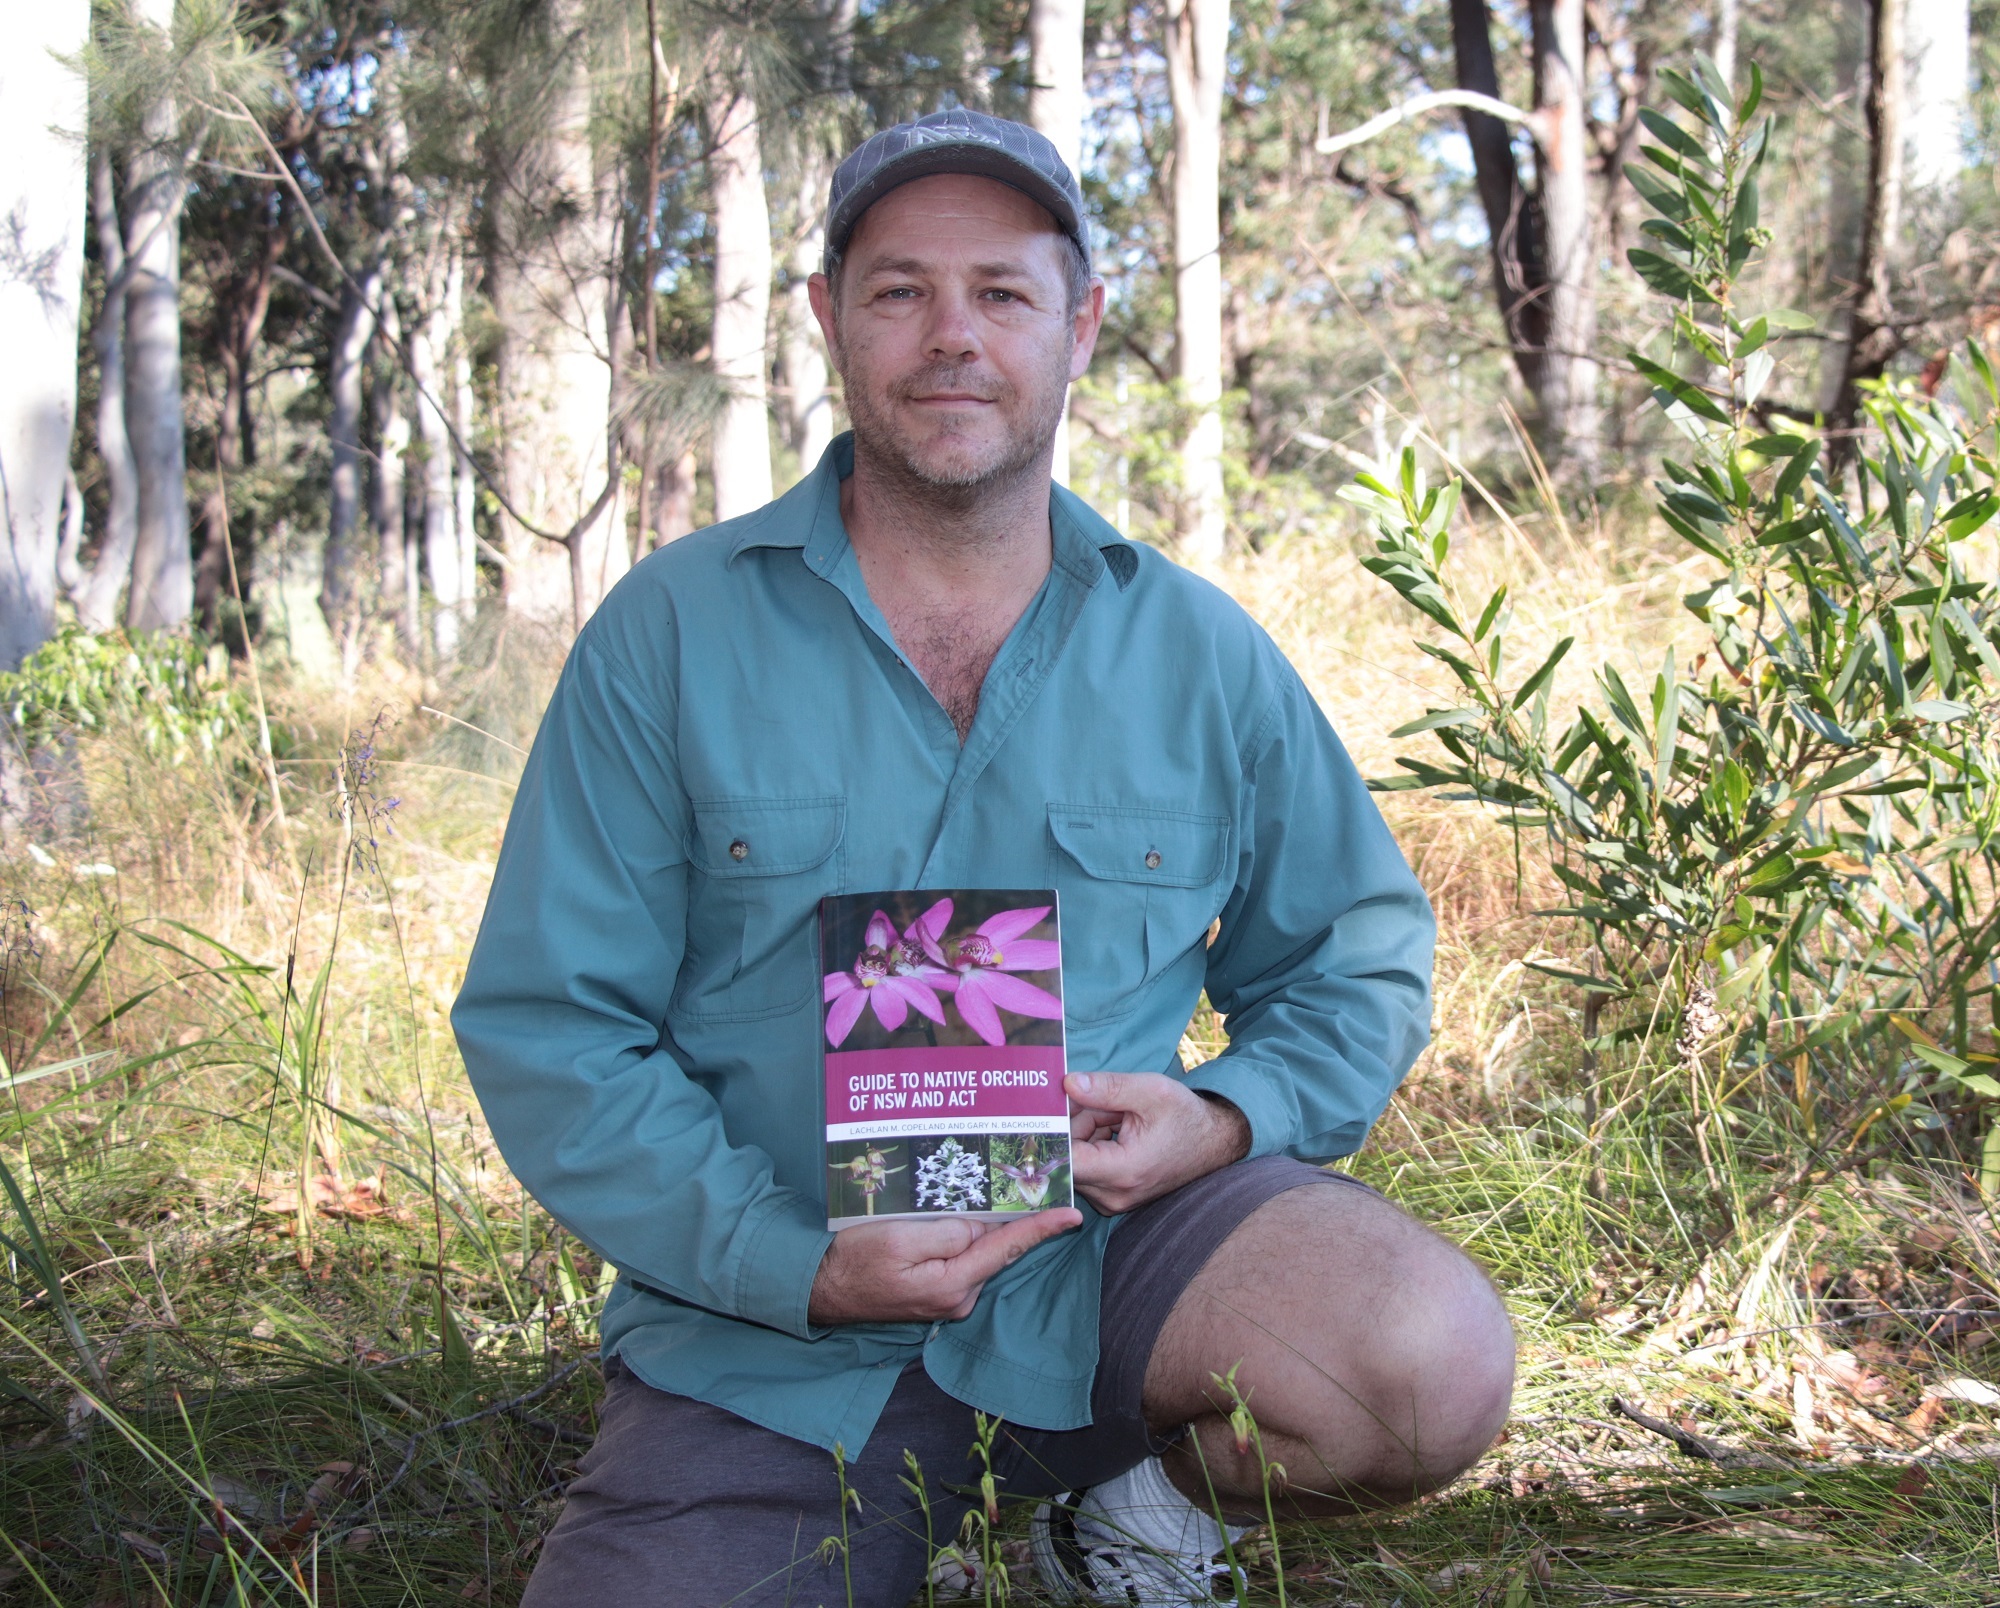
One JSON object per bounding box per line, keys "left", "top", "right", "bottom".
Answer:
{"left": 1046, "top": 804, "right": 1230, "bottom": 1024}
{"left": 674, "top": 797, "right": 847, "bottom": 1022}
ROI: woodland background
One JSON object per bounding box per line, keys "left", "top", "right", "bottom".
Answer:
{"left": 4, "top": 0, "right": 2000, "bottom": 1604}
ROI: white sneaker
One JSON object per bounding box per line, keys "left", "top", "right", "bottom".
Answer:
{"left": 1028, "top": 1454, "right": 1247, "bottom": 1606}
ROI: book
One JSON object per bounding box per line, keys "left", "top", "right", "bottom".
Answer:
{"left": 820, "top": 889, "right": 1072, "bottom": 1230}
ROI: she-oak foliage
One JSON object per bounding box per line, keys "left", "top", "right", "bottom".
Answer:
{"left": 1348, "top": 57, "right": 2000, "bottom": 1164}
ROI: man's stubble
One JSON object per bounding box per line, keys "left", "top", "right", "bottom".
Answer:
{"left": 833, "top": 335, "right": 1072, "bottom": 529}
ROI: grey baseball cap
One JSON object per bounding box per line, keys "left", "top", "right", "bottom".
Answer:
{"left": 822, "top": 108, "right": 1088, "bottom": 275}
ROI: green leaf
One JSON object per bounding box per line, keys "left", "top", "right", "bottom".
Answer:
{"left": 1474, "top": 584, "right": 1509, "bottom": 643}
{"left": 1763, "top": 308, "right": 1818, "bottom": 331}
{"left": 1631, "top": 353, "right": 1731, "bottom": 422}
{"left": 1639, "top": 107, "right": 1714, "bottom": 168}
{"left": 1909, "top": 699, "right": 1974, "bottom": 724}
{"left": 1627, "top": 248, "right": 1712, "bottom": 304}
{"left": 1390, "top": 708, "right": 1487, "bottom": 739}
{"left": 1512, "top": 637, "right": 1576, "bottom": 710}
{"left": 1743, "top": 433, "right": 1803, "bottom": 457}
{"left": 1624, "top": 163, "right": 1690, "bottom": 219}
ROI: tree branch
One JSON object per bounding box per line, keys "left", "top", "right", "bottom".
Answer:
{"left": 1314, "top": 88, "right": 1544, "bottom": 157}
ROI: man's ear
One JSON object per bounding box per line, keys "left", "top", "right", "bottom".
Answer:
{"left": 808, "top": 272, "right": 839, "bottom": 356}
{"left": 1068, "top": 278, "right": 1107, "bottom": 384}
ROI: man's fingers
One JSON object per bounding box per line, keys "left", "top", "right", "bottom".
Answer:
{"left": 944, "top": 1208, "right": 1081, "bottom": 1286}
{"left": 1065, "top": 1070, "right": 1152, "bottom": 1112}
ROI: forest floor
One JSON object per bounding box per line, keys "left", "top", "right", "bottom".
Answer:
{"left": 3, "top": 516, "right": 1998, "bottom": 1606}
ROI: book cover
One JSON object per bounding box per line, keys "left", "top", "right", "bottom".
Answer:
{"left": 820, "top": 890, "right": 1072, "bottom": 1230}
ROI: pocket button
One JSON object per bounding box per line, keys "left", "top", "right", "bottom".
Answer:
{"left": 1144, "top": 849, "right": 1162, "bottom": 870}
{"left": 729, "top": 839, "right": 750, "bottom": 861}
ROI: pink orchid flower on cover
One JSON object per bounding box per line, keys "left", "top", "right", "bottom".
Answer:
{"left": 933, "top": 904, "right": 1063, "bottom": 1047}
{"left": 823, "top": 907, "right": 952, "bottom": 1048}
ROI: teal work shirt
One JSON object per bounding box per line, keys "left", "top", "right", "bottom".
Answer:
{"left": 452, "top": 435, "right": 1435, "bottom": 1454}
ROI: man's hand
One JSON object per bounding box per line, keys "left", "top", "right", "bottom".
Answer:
{"left": 808, "top": 1210, "right": 1082, "bottom": 1326}
{"left": 1067, "top": 1072, "right": 1252, "bottom": 1215}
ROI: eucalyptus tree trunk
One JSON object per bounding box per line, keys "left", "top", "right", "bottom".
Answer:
{"left": 1029, "top": 0, "right": 1085, "bottom": 486}
{"left": 370, "top": 296, "right": 415, "bottom": 654}
{"left": 1531, "top": 0, "right": 1599, "bottom": 474}
{"left": 1164, "top": 0, "right": 1228, "bottom": 563}
{"left": 321, "top": 261, "right": 383, "bottom": 648}
{"left": 780, "top": 155, "right": 835, "bottom": 480}
{"left": 410, "top": 253, "right": 457, "bottom": 663}
{"left": 0, "top": 0, "right": 90, "bottom": 674}
{"left": 1452, "top": 0, "right": 1551, "bottom": 401}
{"left": 709, "top": 80, "right": 775, "bottom": 523}
{"left": 1713, "top": 0, "right": 1740, "bottom": 89}
{"left": 444, "top": 245, "right": 479, "bottom": 655}
{"left": 1902, "top": 0, "right": 1967, "bottom": 200}
{"left": 1829, "top": 0, "right": 1906, "bottom": 456}
{"left": 486, "top": 0, "right": 623, "bottom": 623}
{"left": 77, "top": 152, "right": 139, "bottom": 633}
{"left": 123, "top": 0, "right": 192, "bottom": 633}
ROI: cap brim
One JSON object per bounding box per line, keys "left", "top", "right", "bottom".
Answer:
{"left": 825, "top": 142, "right": 1084, "bottom": 268}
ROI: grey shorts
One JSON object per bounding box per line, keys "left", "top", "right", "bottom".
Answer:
{"left": 523, "top": 1157, "right": 1374, "bottom": 1608}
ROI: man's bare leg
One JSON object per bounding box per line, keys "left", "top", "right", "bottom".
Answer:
{"left": 1141, "top": 1180, "right": 1514, "bottom": 1518}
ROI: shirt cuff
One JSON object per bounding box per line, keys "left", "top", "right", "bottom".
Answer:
{"left": 1182, "top": 1055, "right": 1301, "bottom": 1160}
{"left": 728, "top": 1189, "right": 836, "bottom": 1341}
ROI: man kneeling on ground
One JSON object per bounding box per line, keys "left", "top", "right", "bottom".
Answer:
{"left": 453, "top": 108, "right": 1515, "bottom": 1608}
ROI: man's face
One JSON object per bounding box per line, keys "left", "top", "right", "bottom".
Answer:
{"left": 809, "top": 174, "right": 1104, "bottom": 494}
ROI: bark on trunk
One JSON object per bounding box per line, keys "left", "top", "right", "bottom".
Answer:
{"left": 370, "top": 296, "right": 414, "bottom": 654}
{"left": 1165, "top": 0, "right": 1228, "bottom": 563}
{"left": 432, "top": 245, "right": 479, "bottom": 658}
{"left": 0, "top": 0, "right": 90, "bottom": 675}
{"left": 484, "top": 0, "right": 623, "bottom": 624}
{"left": 1531, "top": 0, "right": 1599, "bottom": 473}
{"left": 122, "top": 14, "right": 192, "bottom": 635}
{"left": 709, "top": 81, "right": 774, "bottom": 523}
{"left": 1714, "top": 0, "right": 1740, "bottom": 90}
{"left": 1030, "top": 0, "right": 1086, "bottom": 487}
{"left": 321, "top": 260, "right": 383, "bottom": 646}
{"left": 77, "top": 149, "right": 138, "bottom": 635}
{"left": 410, "top": 258, "right": 456, "bottom": 664}
{"left": 655, "top": 447, "right": 698, "bottom": 545}
{"left": 1829, "top": 0, "right": 1906, "bottom": 455}
{"left": 779, "top": 154, "right": 835, "bottom": 482}
{"left": 1452, "top": 0, "right": 1551, "bottom": 401}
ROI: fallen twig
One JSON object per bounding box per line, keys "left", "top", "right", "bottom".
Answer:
{"left": 1608, "top": 1396, "right": 1788, "bottom": 1469}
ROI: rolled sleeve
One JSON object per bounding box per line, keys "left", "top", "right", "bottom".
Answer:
{"left": 452, "top": 632, "right": 831, "bottom": 1338}
{"left": 1189, "top": 670, "right": 1436, "bottom": 1161}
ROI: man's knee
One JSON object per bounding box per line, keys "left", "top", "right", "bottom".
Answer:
{"left": 1284, "top": 1218, "right": 1515, "bottom": 1505}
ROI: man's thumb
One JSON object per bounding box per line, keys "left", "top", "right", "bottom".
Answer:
{"left": 1066, "top": 1070, "right": 1139, "bottom": 1109}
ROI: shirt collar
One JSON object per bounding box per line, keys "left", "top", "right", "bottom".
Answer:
{"left": 727, "top": 432, "right": 1138, "bottom": 591}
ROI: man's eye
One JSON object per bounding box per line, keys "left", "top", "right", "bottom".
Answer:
{"left": 880, "top": 286, "right": 918, "bottom": 300}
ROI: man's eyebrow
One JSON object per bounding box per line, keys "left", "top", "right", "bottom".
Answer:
{"left": 855, "top": 255, "right": 1040, "bottom": 281}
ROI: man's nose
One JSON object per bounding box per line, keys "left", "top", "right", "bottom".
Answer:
{"left": 922, "top": 286, "right": 981, "bottom": 360}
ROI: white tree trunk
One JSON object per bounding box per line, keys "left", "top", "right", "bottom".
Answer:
{"left": 77, "top": 153, "right": 139, "bottom": 632}
{"left": 410, "top": 266, "right": 456, "bottom": 662}
{"left": 321, "top": 261, "right": 381, "bottom": 644}
{"left": 371, "top": 296, "right": 413, "bottom": 651}
{"left": 1713, "top": 0, "right": 1740, "bottom": 90}
{"left": 0, "top": 0, "right": 90, "bottom": 672}
{"left": 488, "top": 0, "right": 624, "bottom": 625}
{"left": 1165, "top": 0, "right": 1228, "bottom": 563}
{"left": 1903, "top": 0, "right": 1967, "bottom": 199}
{"left": 122, "top": 0, "right": 192, "bottom": 633}
{"left": 441, "top": 245, "right": 478, "bottom": 658}
{"left": 1532, "top": 0, "right": 1599, "bottom": 474}
{"left": 779, "top": 156, "right": 835, "bottom": 482}
{"left": 709, "top": 83, "right": 774, "bottom": 523}
{"left": 1029, "top": 0, "right": 1086, "bottom": 487}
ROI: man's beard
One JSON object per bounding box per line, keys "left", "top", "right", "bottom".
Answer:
{"left": 837, "top": 348, "right": 1070, "bottom": 512}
